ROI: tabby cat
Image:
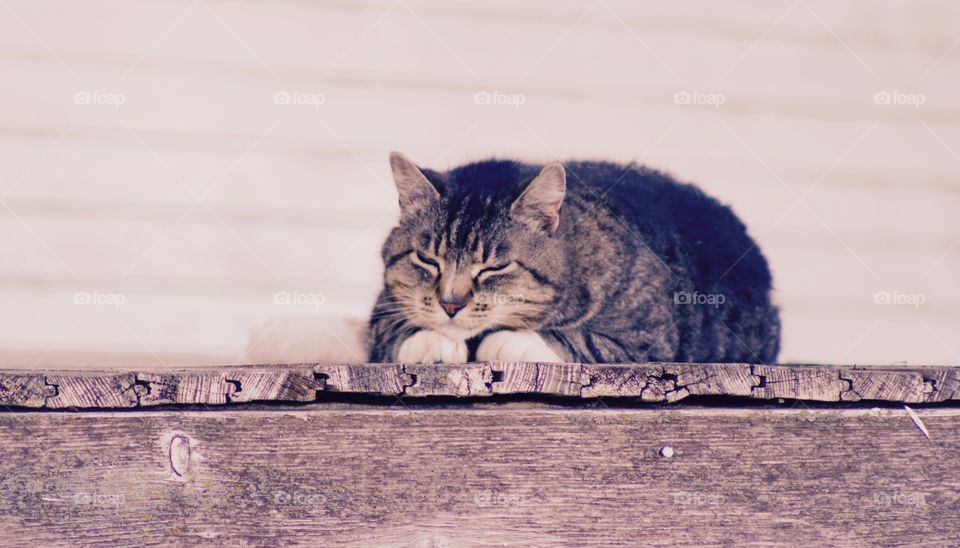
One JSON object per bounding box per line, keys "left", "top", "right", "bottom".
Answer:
{"left": 367, "top": 152, "right": 780, "bottom": 364}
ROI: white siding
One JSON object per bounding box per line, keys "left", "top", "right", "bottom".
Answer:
{"left": 0, "top": 0, "right": 957, "bottom": 367}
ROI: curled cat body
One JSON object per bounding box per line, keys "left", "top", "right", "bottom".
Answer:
{"left": 367, "top": 152, "right": 781, "bottom": 365}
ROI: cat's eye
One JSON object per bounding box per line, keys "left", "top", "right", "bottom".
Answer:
{"left": 411, "top": 251, "right": 440, "bottom": 274}
{"left": 416, "top": 252, "right": 439, "bottom": 266}
{"left": 476, "top": 262, "right": 514, "bottom": 280}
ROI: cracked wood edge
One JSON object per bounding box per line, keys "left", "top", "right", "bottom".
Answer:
{"left": 0, "top": 362, "right": 958, "bottom": 408}
{"left": 137, "top": 366, "right": 323, "bottom": 406}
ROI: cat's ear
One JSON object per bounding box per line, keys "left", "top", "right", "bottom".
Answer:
{"left": 390, "top": 151, "right": 440, "bottom": 219}
{"left": 511, "top": 163, "right": 566, "bottom": 233}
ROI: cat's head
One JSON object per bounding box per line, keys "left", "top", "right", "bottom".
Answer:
{"left": 379, "top": 152, "right": 568, "bottom": 340}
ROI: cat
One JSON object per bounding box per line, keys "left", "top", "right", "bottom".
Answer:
{"left": 367, "top": 152, "right": 781, "bottom": 365}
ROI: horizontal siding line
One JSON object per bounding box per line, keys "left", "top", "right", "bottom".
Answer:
{"left": 2, "top": 122, "right": 960, "bottom": 195}
{"left": 0, "top": 198, "right": 393, "bottom": 231}
{"left": 1, "top": 199, "right": 959, "bottom": 246}
{"left": 0, "top": 272, "right": 380, "bottom": 300}
{"left": 40, "top": 0, "right": 960, "bottom": 57}
{"left": 2, "top": 50, "right": 959, "bottom": 126}
{"left": 0, "top": 197, "right": 958, "bottom": 234}
{"left": 0, "top": 345, "right": 238, "bottom": 369}
{"left": 0, "top": 343, "right": 245, "bottom": 368}
{"left": 778, "top": 302, "right": 960, "bottom": 320}
{"left": 0, "top": 121, "right": 364, "bottom": 157}
{"left": 382, "top": 0, "right": 960, "bottom": 55}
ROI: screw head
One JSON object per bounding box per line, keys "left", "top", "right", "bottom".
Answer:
{"left": 659, "top": 445, "right": 674, "bottom": 458}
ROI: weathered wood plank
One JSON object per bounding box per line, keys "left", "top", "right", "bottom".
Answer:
{"left": 0, "top": 363, "right": 958, "bottom": 408}
{"left": 0, "top": 373, "right": 48, "bottom": 408}
{"left": 839, "top": 369, "right": 935, "bottom": 403}
{"left": 751, "top": 364, "right": 851, "bottom": 402}
{"left": 44, "top": 372, "right": 139, "bottom": 409}
{"left": 581, "top": 362, "right": 757, "bottom": 401}
{"left": 925, "top": 368, "right": 960, "bottom": 402}
{"left": 136, "top": 371, "right": 234, "bottom": 406}
{"left": 314, "top": 363, "right": 411, "bottom": 395}
{"left": 136, "top": 367, "right": 322, "bottom": 406}
{"left": 404, "top": 362, "right": 492, "bottom": 397}
{"left": 488, "top": 362, "right": 587, "bottom": 396}
{"left": 0, "top": 407, "right": 956, "bottom": 546}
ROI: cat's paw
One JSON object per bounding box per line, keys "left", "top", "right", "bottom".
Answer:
{"left": 476, "top": 330, "right": 564, "bottom": 363}
{"left": 396, "top": 330, "right": 468, "bottom": 364}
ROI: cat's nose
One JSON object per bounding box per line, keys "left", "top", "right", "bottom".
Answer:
{"left": 439, "top": 298, "right": 466, "bottom": 318}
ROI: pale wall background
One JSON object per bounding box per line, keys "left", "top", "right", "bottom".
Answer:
{"left": 0, "top": 0, "right": 958, "bottom": 368}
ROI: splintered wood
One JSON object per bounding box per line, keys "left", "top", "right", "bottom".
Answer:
{"left": 0, "top": 362, "right": 957, "bottom": 408}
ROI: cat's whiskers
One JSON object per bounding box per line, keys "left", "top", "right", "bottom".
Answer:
{"left": 371, "top": 300, "right": 412, "bottom": 311}
{"left": 379, "top": 323, "right": 418, "bottom": 349}
{"left": 370, "top": 306, "right": 408, "bottom": 316}
{"left": 379, "top": 317, "right": 415, "bottom": 343}
{"left": 369, "top": 309, "right": 409, "bottom": 323}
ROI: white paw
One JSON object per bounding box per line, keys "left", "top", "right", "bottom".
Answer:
{"left": 476, "top": 330, "right": 564, "bottom": 363}
{"left": 396, "top": 330, "right": 468, "bottom": 364}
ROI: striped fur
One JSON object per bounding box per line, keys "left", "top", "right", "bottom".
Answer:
{"left": 368, "top": 154, "right": 781, "bottom": 364}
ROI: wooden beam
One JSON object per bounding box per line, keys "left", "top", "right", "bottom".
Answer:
{"left": 0, "top": 407, "right": 956, "bottom": 545}
{"left": 0, "top": 362, "right": 957, "bottom": 408}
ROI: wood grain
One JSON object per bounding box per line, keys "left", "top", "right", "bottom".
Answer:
{"left": 137, "top": 366, "right": 322, "bottom": 406}
{"left": 0, "top": 407, "right": 956, "bottom": 546}
{"left": 0, "top": 372, "right": 48, "bottom": 408}
{"left": 1, "top": 362, "right": 958, "bottom": 408}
